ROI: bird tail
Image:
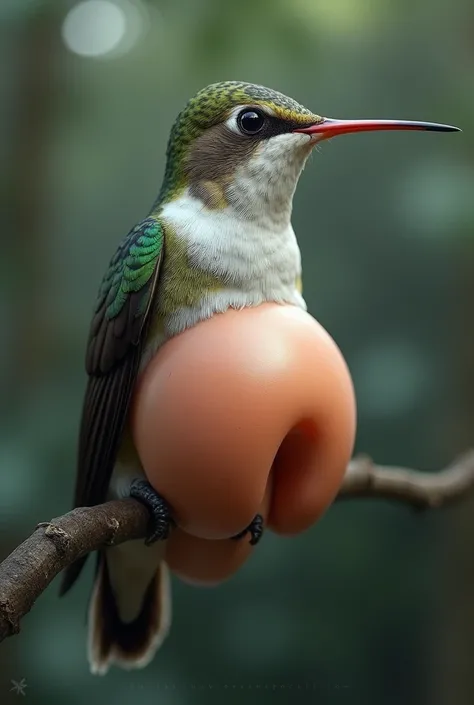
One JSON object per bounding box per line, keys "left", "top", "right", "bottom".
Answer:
{"left": 87, "top": 544, "right": 171, "bottom": 675}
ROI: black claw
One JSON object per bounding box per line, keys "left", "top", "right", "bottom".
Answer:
{"left": 231, "top": 513, "right": 264, "bottom": 546}
{"left": 129, "top": 480, "right": 174, "bottom": 545}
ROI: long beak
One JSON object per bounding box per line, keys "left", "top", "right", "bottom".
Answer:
{"left": 294, "top": 117, "right": 461, "bottom": 140}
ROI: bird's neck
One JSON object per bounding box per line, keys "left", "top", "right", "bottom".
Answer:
{"left": 158, "top": 135, "right": 311, "bottom": 231}
{"left": 155, "top": 188, "right": 305, "bottom": 320}
{"left": 141, "top": 189, "right": 306, "bottom": 368}
{"left": 195, "top": 152, "right": 307, "bottom": 231}
{"left": 221, "top": 138, "right": 310, "bottom": 230}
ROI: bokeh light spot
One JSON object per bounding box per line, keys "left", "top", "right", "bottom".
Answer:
{"left": 62, "top": 0, "right": 127, "bottom": 58}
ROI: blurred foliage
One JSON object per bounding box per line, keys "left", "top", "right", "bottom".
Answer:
{"left": 0, "top": 0, "right": 473, "bottom": 703}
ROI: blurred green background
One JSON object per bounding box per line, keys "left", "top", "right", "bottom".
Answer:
{"left": 1, "top": 0, "right": 473, "bottom": 703}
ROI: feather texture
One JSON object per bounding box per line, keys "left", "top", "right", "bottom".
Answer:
{"left": 59, "top": 217, "right": 164, "bottom": 596}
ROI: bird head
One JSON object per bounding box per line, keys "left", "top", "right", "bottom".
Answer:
{"left": 158, "top": 81, "right": 459, "bottom": 227}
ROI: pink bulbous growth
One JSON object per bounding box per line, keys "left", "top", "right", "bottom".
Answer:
{"left": 131, "top": 304, "right": 356, "bottom": 584}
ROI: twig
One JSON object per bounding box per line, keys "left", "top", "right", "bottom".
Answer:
{"left": 338, "top": 450, "right": 474, "bottom": 508}
{"left": 1, "top": 451, "right": 474, "bottom": 643}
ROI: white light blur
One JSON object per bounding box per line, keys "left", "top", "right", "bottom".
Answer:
{"left": 61, "top": 0, "right": 146, "bottom": 59}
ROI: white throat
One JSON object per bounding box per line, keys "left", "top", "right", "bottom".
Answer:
{"left": 225, "top": 132, "right": 312, "bottom": 230}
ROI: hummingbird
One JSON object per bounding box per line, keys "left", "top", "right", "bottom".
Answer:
{"left": 59, "top": 81, "right": 459, "bottom": 674}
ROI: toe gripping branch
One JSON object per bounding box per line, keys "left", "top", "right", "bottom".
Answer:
{"left": 231, "top": 514, "right": 264, "bottom": 546}
{"left": 129, "top": 479, "right": 175, "bottom": 545}
{"left": 130, "top": 480, "right": 264, "bottom": 547}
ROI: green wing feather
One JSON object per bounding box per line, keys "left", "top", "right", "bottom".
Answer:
{"left": 60, "top": 216, "right": 164, "bottom": 595}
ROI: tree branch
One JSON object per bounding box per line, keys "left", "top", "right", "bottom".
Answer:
{"left": 0, "top": 500, "right": 150, "bottom": 642}
{"left": 1, "top": 451, "right": 474, "bottom": 643}
{"left": 338, "top": 450, "right": 474, "bottom": 508}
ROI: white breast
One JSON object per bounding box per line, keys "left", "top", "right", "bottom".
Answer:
{"left": 139, "top": 187, "right": 307, "bottom": 372}
{"left": 161, "top": 190, "right": 304, "bottom": 322}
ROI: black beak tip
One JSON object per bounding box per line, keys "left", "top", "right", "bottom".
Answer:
{"left": 429, "top": 124, "right": 462, "bottom": 133}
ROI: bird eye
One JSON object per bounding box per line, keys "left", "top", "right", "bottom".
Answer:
{"left": 237, "top": 109, "right": 266, "bottom": 135}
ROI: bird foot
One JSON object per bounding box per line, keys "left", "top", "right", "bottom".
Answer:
{"left": 231, "top": 514, "right": 264, "bottom": 546}
{"left": 129, "top": 479, "right": 175, "bottom": 545}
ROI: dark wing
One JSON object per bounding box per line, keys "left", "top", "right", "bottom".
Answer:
{"left": 60, "top": 217, "right": 164, "bottom": 595}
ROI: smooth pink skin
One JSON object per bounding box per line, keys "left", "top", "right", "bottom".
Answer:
{"left": 165, "top": 479, "right": 273, "bottom": 587}
{"left": 131, "top": 304, "right": 356, "bottom": 541}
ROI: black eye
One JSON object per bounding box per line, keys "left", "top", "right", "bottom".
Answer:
{"left": 237, "top": 109, "right": 266, "bottom": 135}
